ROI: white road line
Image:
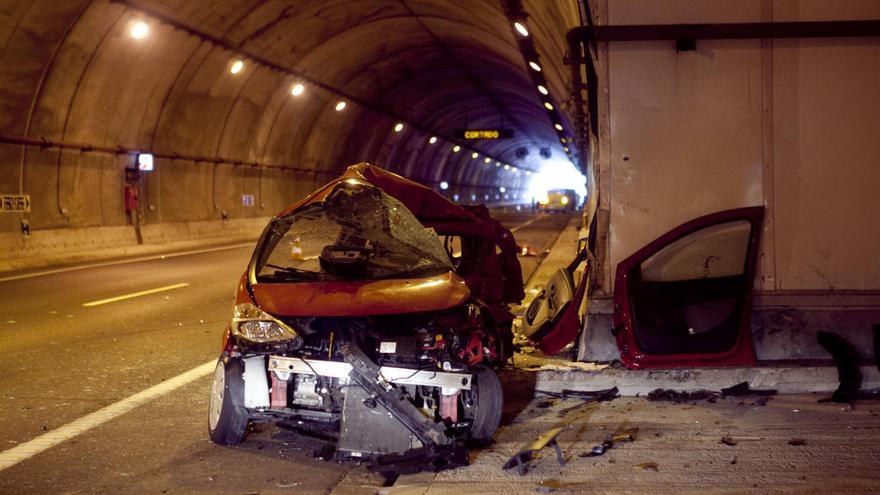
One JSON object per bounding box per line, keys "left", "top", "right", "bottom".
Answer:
{"left": 0, "top": 359, "right": 216, "bottom": 471}
{"left": 0, "top": 242, "right": 254, "bottom": 283}
{"left": 82, "top": 282, "right": 190, "bottom": 307}
{"left": 510, "top": 214, "right": 545, "bottom": 233}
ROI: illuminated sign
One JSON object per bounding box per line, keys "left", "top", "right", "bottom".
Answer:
{"left": 1, "top": 194, "right": 30, "bottom": 213}
{"left": 137, "top": 153, "right": 154, "bottom": 171}
{"left": 454, "top": 129, "right": 514, "bottom": 140}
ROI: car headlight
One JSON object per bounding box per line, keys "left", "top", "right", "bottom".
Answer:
{"left": 561, "top": 196, "right": 569, "bottom": 205}
{"left": 231, "top": 303, "right": 300, "bottom": 343}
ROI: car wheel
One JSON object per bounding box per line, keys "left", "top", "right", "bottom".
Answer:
{"left": 463, "top": 367, "right": 503, "bottom": 441}
{"left": 208, "top": 358, "right": 249, "bottom": 445}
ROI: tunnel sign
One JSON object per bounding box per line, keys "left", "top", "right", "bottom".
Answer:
{"left": 242, "top": 194, "right": 255, "bottom": 207}
{"left": 1, "top": 194, "right": 30, "bottom": 213}
{"left": 454, "top": 129, "right": 514, "bottom": 140}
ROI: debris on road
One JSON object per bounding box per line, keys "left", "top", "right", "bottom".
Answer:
{"left": 581, "top": 426, "right": 639, "bottom": 457}
{"left": 502, "top": 426, "right": 566, "bottom": 475}
{"left": 647, "top": 388, "right": 720, "bottom": 403}
{"left": 648, "top": 382, "right": 780, "bottom": 405}
{"left": 536, "top": 387, "right": 619, "bottom": 402}
{"left": 788, "top": 438, "right": 807, "bottom": 446}
{"left": 720, "top": 436, "right": 737, "bottom": 446}
{"left": 313, "top": 444, "right": 335, "bottom": 461}
{"left": 720, "top": 381, "right": 777, "bottom": 397}
{"left": 517, "top": 244, "right": 546, "bottom": 257}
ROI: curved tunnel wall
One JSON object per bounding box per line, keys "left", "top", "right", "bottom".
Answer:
{"left": 0, "top": 0, "right": 583, "bottom": 245}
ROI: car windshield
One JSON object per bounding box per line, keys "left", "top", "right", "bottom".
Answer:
{"left": 255, "top": 182, "right": 453, "bottom": 282}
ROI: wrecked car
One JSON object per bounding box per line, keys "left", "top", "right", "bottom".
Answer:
{"left": 208, "top": 164, "right": 523, "bottom": 472}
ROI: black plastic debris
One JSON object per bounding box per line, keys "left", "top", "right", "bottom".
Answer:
{"left": 721, "top": 381, "right": 777, "bottom": 397}
{"left": 369, "top": 444, "right": 469, "bottom": 482}
{"left": 581, "top": 427, "right": 638, "bottom": 457}
{"left": 313, "top": 444, "right": 336, "bottom": 461}
{"left": 646, "top": 388, "right": 719, "bottom": 403}
{"left": 536, "top": 387, "right": 619, "bottom": 402}
{"left": 817, "top": 331, "right": 863, "bottom": 403}
{"left": 502, "top": 427, "right": 565, "bottom": 475}
{"left": 788, "top": 438, "right": 807, "bottom": 446}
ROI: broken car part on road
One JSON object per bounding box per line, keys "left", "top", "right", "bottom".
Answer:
{"left": 502, "top": 427, "right": 566, "bottom": 475}
{"left": 582, "top": 426, "right": 639, "bottom": 457}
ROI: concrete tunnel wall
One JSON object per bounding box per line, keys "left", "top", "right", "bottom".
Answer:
{"left": 580, "top": 0, "right": 880, "bottom": 362}
{"left": 0, "top": 0, "right": 584, "bottom": 261}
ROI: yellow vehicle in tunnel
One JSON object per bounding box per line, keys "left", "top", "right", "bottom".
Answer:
{"left": 536, "top": 189, "right": 579, "bottom": 213}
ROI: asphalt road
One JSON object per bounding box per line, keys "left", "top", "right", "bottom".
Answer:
{"left": 0, "top": 211, "right": 572, "bottom": 494}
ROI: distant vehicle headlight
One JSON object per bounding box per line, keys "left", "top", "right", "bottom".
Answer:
{"left": 539, "top": 196, "right": 549, "bottom": 205}
{"left": 561, "top": 196, "right": 569, "bottom": 205}
{"left": 231, "top": 303, "right": 300, "bottom": 344}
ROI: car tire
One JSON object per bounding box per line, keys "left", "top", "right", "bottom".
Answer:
{"left": 208, "top": 358, "right": 249, "bottom": 445}
{"left": 465, "top": 367, "right": 503, "bottom": 441}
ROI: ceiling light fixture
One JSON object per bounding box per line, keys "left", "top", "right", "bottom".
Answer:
{"left": 130, "top": 21, "right": 149, "bottom": 39}
{"left": 290, "top": 83, "right": 304, "bottom": 96}
{"left": 429, "top": 136, "right": 438, "bottom": 144}
{"left": 544, "top": 102, "right": 554, "bottom": 110}
{"left": 335, "top": 101, "right": 346, "bottom": 111}
{"left": 452, "top": 145, "right": 461, "bottom": 152}
{"left": 529, "top": 61, "right": 542, "bottom": 72}
{"left": 514, "top": 22, "right": 529, "bottom": 37}
{"left": 554, "top": 123, "right": 563, "bottom": 131}
{"left": 472, "top": 152, "right": 479, "bottom": 159}
{"left": 537, "top": 85, "right": 549, "bottom": 95}
{"left": 393, "top": 122, "right": 404, "bottom": 132}
{"left": 230, "top": 59, "right": 244, "bottom": 74}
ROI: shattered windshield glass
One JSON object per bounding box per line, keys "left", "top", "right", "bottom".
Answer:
{"left": 256, "top": 182, "right": 453, "bottom": 282}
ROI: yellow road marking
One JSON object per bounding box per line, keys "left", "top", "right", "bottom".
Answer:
{"left": 82, "top": 282, "right": 190, "bottom": 307}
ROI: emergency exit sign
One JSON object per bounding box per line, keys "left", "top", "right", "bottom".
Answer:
{"left": 1, "top": 194, "right": 30, "bottom": 213}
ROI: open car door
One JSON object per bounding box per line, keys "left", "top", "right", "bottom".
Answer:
{"left": 612, "top": 207, "right": 764, "bottom": 369}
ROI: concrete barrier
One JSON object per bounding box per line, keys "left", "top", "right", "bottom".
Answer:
{"left": 0, "top": 217, "right": 271, "bottom": 274}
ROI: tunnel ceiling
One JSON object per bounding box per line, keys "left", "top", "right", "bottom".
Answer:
{"left": 0, "top": 0, "right": 583, "bottom": 217}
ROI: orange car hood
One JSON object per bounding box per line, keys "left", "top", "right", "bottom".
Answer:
{"left": 252, "top": 271, "right": 470, "bottom": 317}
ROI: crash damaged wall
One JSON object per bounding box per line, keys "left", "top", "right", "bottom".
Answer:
{"left": 586, "top": 0, "right": 880, "bottom": 360}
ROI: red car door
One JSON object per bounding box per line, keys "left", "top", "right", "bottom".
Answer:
{"left": 612, "top": 207, "right": 764, "bottom": 369}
